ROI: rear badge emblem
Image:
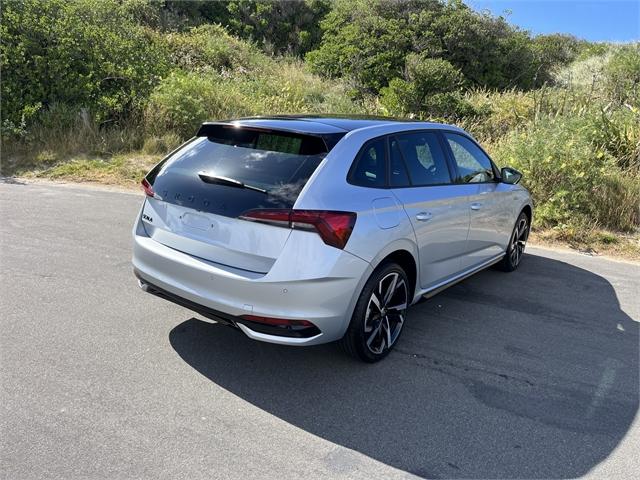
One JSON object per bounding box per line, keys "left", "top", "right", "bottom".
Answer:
{"left": 142, "top": 214, "right": 153, "bottom": 222}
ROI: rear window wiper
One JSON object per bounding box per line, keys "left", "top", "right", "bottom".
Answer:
{"left": 198, "top": 172, "right": 268, "bottom": 194}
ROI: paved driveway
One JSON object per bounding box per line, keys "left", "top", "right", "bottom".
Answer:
{"left": 1, "top": 180, "right": 638, "bottom": 479}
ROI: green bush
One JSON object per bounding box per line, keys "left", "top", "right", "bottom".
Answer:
{"left": 490, "top": 115, "right": 640, "bottom": 231}
{"left": 222, "top": 0, "right": 331, "bottom": 56}
{"left": 144, "top": 60, "right": 363, "bottom": 139}
{"left": 142, "top": 133, "right": 183, "bottom": 155}
{"left": 603, "top": 44, "right": 640, "bottom": 106}
{"left": 306, "top": 0, "right": 412, "bottom": 93}
{"left": 141, "top": 0, "right": 331, "bottom": 56}
{"left": 531, "top": 34, "right": 585, "bottom": 85}
{"left": 405, "top": 55, "right": 465, "bottom": 93}
{"left": 145, "top": 71, "right": 255, "bottom": 138}
{"left": 380, "top": 56, "right": 467, "bottom": 116}
{"left": 0, "top": 0, "right": 169, "bottom": 129}
{"left": 307, "top": 0, "right": 543, "bottom": 93}
{"left": 163, "top": 24, "right": 269, "bottom": 73}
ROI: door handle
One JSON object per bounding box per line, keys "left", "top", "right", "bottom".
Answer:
{"left": 470, "top": 203, "right": 482, "bottom": 210}
{"left": 415, "top": 212, "right": 433, "bottom": 221}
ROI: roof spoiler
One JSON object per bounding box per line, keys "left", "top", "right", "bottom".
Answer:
{"left": 197, "top": 121, "right": 297, "bottom": 137}
{"left": 196, "top": 122, "right": 233, "bottom": 137}
{"left": 195, "top": 121, "right": 332, "bottom": 154}
{"left": 196, "top": 121, "right": 337, "bottom": 139}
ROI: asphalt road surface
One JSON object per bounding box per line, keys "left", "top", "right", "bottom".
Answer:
{"left": 1, "top": 180, "right": 639, "bottom": 479}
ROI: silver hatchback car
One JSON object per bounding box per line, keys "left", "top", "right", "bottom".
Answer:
{"left": 133, "top": 116, "right": 532, "bottom": 362}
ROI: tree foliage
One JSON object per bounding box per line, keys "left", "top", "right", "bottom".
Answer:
{"left": 130, "top": 0, "right": 331, "bottom": 56}
{"left": 306, "top": 0, "right": 547, "bottom": 94}
{"left": 1, "top": 0, "right": 169, "bottom": 130}
{"left": 380, "top": 56, "right": 469, "bottom": 116}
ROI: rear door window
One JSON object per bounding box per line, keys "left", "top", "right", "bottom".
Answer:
{"left": 145, "top": 125, "right": 331, "bottom": 218}
{"left": 393, "top": 132, "right": 452, "bottom": 186}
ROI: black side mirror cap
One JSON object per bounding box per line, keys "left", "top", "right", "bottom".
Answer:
{"left": 501, "top": 167, "right": 523, "bottom": 184}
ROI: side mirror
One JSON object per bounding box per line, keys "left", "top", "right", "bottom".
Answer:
{"left": 501, "top": 167, "right": 522, "bottom": 185}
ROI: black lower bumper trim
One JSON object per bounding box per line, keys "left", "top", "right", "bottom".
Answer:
{"left": 134, "top": 269, "right": 321, "bottom": 339}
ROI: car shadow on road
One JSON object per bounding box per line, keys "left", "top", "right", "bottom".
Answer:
{"left": 169, "top": 252, "right": 638, "bottom": 479}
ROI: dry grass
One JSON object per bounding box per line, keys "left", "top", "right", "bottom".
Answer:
{"left": 529, "top": 228, "right": 640, "bottom": 261}
{"left": 19, "top": 153, "right": 161, "bottom": 189}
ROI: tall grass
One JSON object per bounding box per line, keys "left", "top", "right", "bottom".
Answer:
{"left": 488, "top": 114, "right": 639, "bottom": 231}
{"left": 2, "top": 103, "right": 145, "bottom": 174}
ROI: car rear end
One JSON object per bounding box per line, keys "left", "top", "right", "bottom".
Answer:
{"left": 132, "top": 122, "right": 372, "bottom": 345}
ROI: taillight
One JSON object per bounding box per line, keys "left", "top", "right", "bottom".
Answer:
{"left": 239, "top": 209, "right": 357, "bottom": 249}
{"left": 141, "top": 178, "right": 155, "bottom": 197}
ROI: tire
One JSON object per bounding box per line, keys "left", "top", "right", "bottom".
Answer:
{"left": 497, "top": 211, "right": 530, "bottom": 272}
{"left": 340, "top": 262, "right": 410, "bottom": 362}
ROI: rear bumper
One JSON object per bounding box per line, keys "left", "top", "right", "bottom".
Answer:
{"left": 132, "top": 227, "right": 373, "bottom": 346}
{"left": 135, "top": 270, "right": 321, "bottom": 339}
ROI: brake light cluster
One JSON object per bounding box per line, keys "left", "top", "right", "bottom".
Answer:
{"left": 141, "top": 178, "right": 155, "bottom": 197}
{"left": 239, "top": 209, "right": 356, "bottom": 249}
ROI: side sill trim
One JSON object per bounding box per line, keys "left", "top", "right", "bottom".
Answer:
{"left": 416, "top": 253, "right": 505, "bottom": 301}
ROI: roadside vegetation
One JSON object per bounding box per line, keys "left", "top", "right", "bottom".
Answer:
{"left": 2, "top": 0, "right": 639, "bottom": 257}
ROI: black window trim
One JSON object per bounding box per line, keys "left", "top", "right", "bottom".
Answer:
{"left": 387, "top": 134, "right": 410, "bottom": 188}
{"left": 439, "top": 130, "right": 501, "bottom": 184}
{"left": 347, "top": 129, "right": 465, "bottom": 190}
{"left": 346, "top": 135, "right": 390, "bottom": 189}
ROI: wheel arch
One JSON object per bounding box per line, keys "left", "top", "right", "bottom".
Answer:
{"left": 379, "top": 250, "right": 418, "bottom": 303}
{"left": 367, "top": 239, "right": 419, "bottom": 303}
{"left": 521, "top": 204, "right": 533, "bottom": 224}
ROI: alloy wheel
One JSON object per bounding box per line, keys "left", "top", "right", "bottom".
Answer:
{"left": 363, "top": 272, "right": 408, "bottom": 354}
{"left": 509, "top": 216, "right": 528, "bottom": 267}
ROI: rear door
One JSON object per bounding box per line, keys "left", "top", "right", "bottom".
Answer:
{"left": 389, "top": 131, "right": 471, "bottom": 290}
{"left": 141, "top": 125, "right": 335, "bottom": 273}
{"left": 442, "top": 132, "right": 512, "bottom": 270}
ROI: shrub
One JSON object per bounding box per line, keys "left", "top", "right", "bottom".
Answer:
{"left": 603, "top": 44, "right": 640, "bottom": 106}
{"left": 380, "top": 56, "right": 467, "bottom": 117}
{"left": 0, "top": 0, "right": 169, "bottom": 128}
{"left": 531, "top": 34, "right": 585, "bottom": 85}
{"left": 145, "top": 60, "right": 362, "bottom": 139}
{"left": 163, "top": 24, "right": 269, "bottom": 74}
{"left": 406, "top": 56, "right": 465, "bottom": 94}
{"left": 490, "top": 115, "right": 640, "bottom": 231}
{"left": 306, "top": 0, "right": 412, "bottom": 93}
{"left": 307, "top": 0, "right": 542, "bottom": 93}
{"left": 380, "top": 82, "right": 474, "bottom": 119}
{"left": 144, "top": 71, "right": 255, "bottom": 138}
{"left": 142, "top": 133, "right": 183, "bottom": 155}
{"left": 222, "top": 0, "right": 331, "bottom": 56}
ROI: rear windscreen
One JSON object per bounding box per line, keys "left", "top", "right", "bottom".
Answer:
{"left": 145, "top": 126, "right": 332, "bottom": 218}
